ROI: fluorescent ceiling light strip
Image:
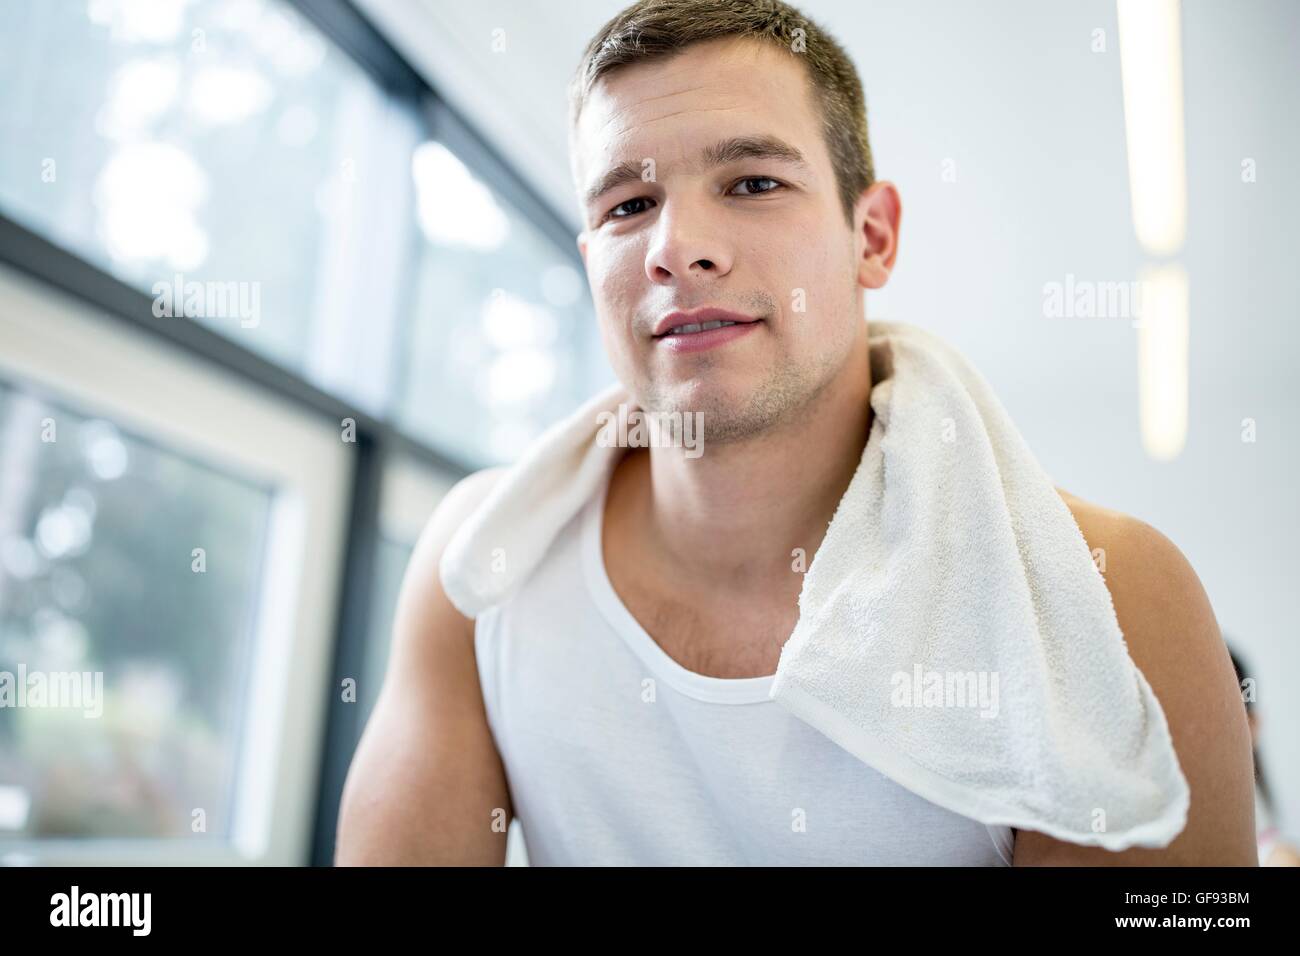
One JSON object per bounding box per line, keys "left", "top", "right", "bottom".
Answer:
{"left": 1117, "top": 0, "right": 1188, "bottom": 256}
{"left": 1137, "top": 262, "right": 1189, "bottom": 461}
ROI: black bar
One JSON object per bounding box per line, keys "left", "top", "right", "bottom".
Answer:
{"left": 0, "top": 865, "right": 1285, "bottom": 938}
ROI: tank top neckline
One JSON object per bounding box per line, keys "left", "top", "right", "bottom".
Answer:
{"left": 581, "top": 471, "right": 778, "bottom": 705}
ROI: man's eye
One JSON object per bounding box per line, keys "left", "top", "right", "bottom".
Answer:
{"left": 602, "top": 177, "right": 783, "bottom": 224}
{"left": 606, "top": 197, "right": 654, "bottom": 221}
{"left": 729, "top": 176, "right": 782, "bottom": 196}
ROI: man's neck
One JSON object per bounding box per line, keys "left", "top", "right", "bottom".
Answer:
{"left": 618, "top": 328, "right": 874, "bottom": 597}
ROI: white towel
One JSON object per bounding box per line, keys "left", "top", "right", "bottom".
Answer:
{"left": 440, "top": 319, "right": 1190, "bottom": 851}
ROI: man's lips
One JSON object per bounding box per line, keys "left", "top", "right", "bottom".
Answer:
{"left": 652, "top": 316, "right": 763, "bottom": 354}
{"left": 652, "top": 307, "right": 764, "bottom": 338}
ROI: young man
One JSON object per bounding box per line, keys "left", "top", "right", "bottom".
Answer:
{"left": 336, "top": 0, "right": 1255, "bottom": 865}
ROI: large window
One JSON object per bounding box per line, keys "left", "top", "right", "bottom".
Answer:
{"left": 0, "top": 0, "right": 597, "bottom": 864}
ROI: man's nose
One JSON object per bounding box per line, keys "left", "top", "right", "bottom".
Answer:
{"left": 644, "top": 197, "right": 733, "bottom": 284}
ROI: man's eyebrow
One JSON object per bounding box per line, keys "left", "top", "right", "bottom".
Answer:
{"left": 582, "top": 134, "right": 809, "bottom": 208}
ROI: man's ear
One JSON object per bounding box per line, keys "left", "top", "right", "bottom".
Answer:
{"left": 855, "top": 181, "right": 902, "bottom": 290}
{"left": 576, "top": 230, "right": 588, "bottom": 268}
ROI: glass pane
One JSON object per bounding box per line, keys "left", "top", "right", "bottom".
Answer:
{"left": 0, "top": 0, "right": 418, "bottom": 413}
{"left": 397, "top": 140, "right": 606, "bottom": 466}
{"left": 360, "top": 535, "right": 412, "bottom": 726}
{"left": 0, "top": 377, "right": 270, "bottom": 840}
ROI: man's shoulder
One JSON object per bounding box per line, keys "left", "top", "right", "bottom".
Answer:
{"left": 1013, "top": 490, "right": 1254, "bottom": 863}
{"left": 1051, "top": 486, "right": 1235, "bottom": 761}
{"left": 1062, "top": 485, "right": 1254, "bottom": 853}
{"left": 1054, "top": 485, "right": 1134, "bottom": 544}
{"left": 1052, "top": 485, "right": 1209, "bottom": 633}
{"left": 1053, "top": 486, "right": 1192, "bottom": 594}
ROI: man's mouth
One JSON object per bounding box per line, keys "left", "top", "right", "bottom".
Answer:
{"left": 652, "top": 308, "right": 765, "bottom": 338}
{"left": 657, "top": 318, "right": 750, "bottom": 337}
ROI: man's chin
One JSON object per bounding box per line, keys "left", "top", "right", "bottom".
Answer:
{"left": 640, "top": 379, "right": 743, "bottom": 418}
{"left": 634, "top": 382, "right": 770, "bottom": 444}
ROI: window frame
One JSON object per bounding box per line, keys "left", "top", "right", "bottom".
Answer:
{"left": 0, "top": 263, "right": 351, "bottom": 865}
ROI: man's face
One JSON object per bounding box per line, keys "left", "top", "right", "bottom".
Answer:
{"left": 574, "top": 37, "right": 871, "bottom": 444}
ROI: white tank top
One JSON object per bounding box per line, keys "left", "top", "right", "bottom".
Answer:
{"left": 473, "top": 474, "right": 1015, "bottom": 866}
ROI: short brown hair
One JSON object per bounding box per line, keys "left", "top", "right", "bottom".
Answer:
{"left": 568, "top": 0, "right": 875, "bottom": 227}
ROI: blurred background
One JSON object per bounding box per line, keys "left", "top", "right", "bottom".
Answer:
{"left": 0, "top": 0, "right": 1294, "bottom": 865}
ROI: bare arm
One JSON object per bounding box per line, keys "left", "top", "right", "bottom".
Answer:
{"left": 1015, "top": 500, "right": 1257, "bottom": 865}
{"left": 335, "top": 468, "right": 510, "bottom": 865}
